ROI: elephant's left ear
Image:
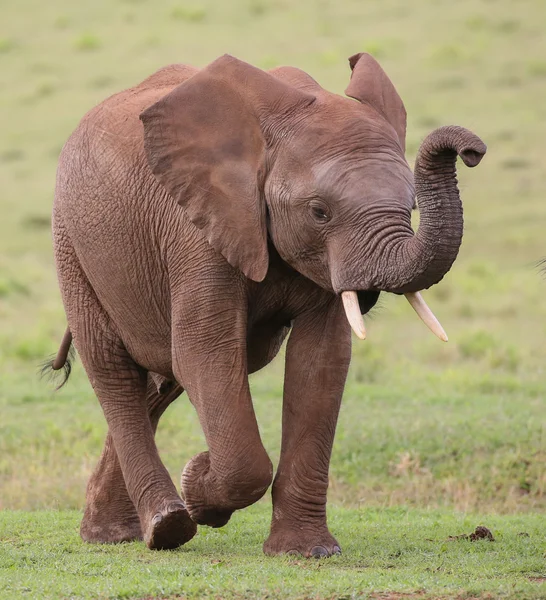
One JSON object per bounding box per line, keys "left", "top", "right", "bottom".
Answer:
{"left": 345, "top": 53, "right": 407, "bottom": 152}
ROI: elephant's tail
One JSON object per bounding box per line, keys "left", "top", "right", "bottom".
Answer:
{"left": 40, "top": 328, "right": 75, "bottom": 390}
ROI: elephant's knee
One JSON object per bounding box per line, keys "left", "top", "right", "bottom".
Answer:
{"left": 181, "top": 449, "right": 272, "bottom": 526}
{"left": 230, "top": 453, "right": 273, "bottom": 504}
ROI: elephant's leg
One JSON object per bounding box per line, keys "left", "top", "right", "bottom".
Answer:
{"left": 79, "top": 339, "right": 195, "bottom": 550}
{"left": 172, "top": 285, "right": 273, "bottom": 528}
{"left": 80, "top": 377, "right": 183, "bottom": 544}
{"left": 263, "top": 298, "right": 351, "bottom": 558}
{"left": 64, "top": 265, "right": 195, "bottom": 550}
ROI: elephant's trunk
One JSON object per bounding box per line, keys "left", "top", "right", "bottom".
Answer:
{"left": 338, "top": 126, "right": 486, "bottom": 341}
{"left": 383, "top": 126, "right": 486, "bottom": 294}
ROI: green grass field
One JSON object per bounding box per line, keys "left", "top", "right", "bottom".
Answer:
{"left": 1, "top": 0, "right": 545, "bottom": 598}
{"left": 2, "top": 507, "right": 546, "bottom": 600}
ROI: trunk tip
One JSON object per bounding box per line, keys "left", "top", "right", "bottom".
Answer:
{"left": 460, "top": 147, "right": 486, "bottom": 168}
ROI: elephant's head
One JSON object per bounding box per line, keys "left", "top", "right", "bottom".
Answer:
{"left": 140, "top": 54, "right": 486, "bottom": 340}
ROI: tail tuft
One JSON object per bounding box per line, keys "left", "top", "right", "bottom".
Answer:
{"left": 39, "top": 344, "right": 76, "bottom": 390}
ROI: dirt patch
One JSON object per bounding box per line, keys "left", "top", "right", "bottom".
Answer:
{"left": 529, "top": 576, "right": 546, "bottom": 583}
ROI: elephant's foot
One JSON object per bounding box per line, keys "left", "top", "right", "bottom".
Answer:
{"left": 81, "top": 498, "right": 143, "bottom": 544}
{"left": 144, "top": 500, "right": 197, "bottom": 550}
{"left": 181, "top": 451, "right": 272, "bottom": 527}
{"left": 263, "top": 525, "right": 341, "bottom": 558}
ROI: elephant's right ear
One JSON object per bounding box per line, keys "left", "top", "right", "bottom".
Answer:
{"left": 140, "top": 54, "right": 315, "bottom": 282}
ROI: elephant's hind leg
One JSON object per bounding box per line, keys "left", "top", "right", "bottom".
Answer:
{"left": 76, "top": 325, "right": 195, "bottom": 551}
{"left": 81, "top": 377, "right": 183, "bottom": 544}
{"left": 58, "top": 241, "right": 195, "bottom": 549}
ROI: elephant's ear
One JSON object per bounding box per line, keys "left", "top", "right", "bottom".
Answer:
{"left": 140, "top": 54, "right": 315, "bottom": 282}
{"left": 345, "top": 53, "right": 407, "bottom": 152}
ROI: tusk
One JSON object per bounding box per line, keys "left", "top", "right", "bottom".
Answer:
{"left": 404, "top": 292, "right": 448, "bottom": 342}
{"left": 341, "top": 291, "right": 366, "bottom": 340}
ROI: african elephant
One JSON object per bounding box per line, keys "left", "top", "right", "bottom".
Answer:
{"left": 47, "top": 53, "right": 486, "bottom": 557}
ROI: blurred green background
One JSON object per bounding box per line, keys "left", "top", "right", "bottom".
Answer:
{"left": 1, "top": 0, "right": 545, "bottom": 514}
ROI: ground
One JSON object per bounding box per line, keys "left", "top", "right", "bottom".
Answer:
{"left": 2, "top": 507, "right": 545, "bottom": 599}
{"left": 0, "top": 0, "right": 545, "bottom": 598}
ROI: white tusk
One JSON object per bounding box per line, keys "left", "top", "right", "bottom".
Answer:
{"left": 404, "top": 292, "right": 448, "bottom": 342}
{"left": 341, "top": 291, "right": 366, "bottom": 340}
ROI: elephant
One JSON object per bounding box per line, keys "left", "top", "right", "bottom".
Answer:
{"left": 46, "top": 53, "right": 486, "bottom": 557}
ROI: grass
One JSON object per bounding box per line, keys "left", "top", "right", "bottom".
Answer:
{"left": 1, "top": 506, "right": 545, "bottom": 599}
{"left": 0, "top": 0, "right": 545, "bottom": 597}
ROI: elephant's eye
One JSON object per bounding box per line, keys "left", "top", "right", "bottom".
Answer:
{"left": 309, "top": 200, "right": 331, "bottom": 224}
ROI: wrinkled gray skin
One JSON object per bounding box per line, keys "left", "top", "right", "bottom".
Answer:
{"left": 51, "top": 53, "right": 486, "bottom": 557}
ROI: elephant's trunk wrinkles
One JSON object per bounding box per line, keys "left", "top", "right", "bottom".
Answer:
{"left": 341, "top": 126, "right": 486, "bottom": 342}
{"left": 385, "top": 126, "right": 486, "bottom": 294}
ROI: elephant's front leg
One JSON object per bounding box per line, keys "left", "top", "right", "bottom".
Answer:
{"left": 172, "top": 286, "right": 273, "bottom": 528}
{"left": 263, "top": 297, "right": 351, "bottom": 557}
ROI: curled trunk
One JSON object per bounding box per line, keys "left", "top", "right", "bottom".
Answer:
{"left": 378, "top": 126, "right": 486, "bottom": 294}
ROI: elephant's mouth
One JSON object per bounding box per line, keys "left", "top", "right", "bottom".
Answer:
{"left": 344, "top": 289, "right": 448, "bottom": 342}
{"left": 357, "top": 290, "right": 380, "bottom": 316}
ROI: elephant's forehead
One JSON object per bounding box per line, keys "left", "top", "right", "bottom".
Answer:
{"left": 291, "top": 114, "right": 395, "bottom": 154}
{"left": 311, "top": 151, "right": 414, "bottom": 204}
{"left": 299, "top": 94, "right": 400, "bottom": 147}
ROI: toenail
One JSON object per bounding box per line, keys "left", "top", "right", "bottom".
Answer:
{"left": 151, "top": 513, "right": 163, "bottom": 526}
{"left": 311, "top": 545, "right": 329, "bottom": 558}
{"left": 333, "top": 545, "right": 342, "bottom": 555}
